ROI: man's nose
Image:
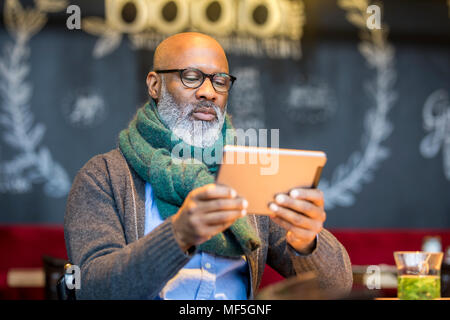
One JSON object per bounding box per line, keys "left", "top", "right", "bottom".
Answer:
{"left": 195, "top": 77, "right": 217, "bottom": 102}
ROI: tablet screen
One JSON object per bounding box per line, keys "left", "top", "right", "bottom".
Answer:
{"left": 216, "top": 145, "right": 327, "bottom": 215}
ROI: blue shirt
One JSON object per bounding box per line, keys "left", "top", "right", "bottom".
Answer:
{"left": 144, "top": 182, "right": 249, "bottom": 300}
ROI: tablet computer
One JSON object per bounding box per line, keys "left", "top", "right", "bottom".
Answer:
{"left": 216, "top": 145, "right": 327, "bottom": 215}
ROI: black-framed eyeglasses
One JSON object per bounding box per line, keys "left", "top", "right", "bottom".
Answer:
{"left": 155, "top": 68, "right": 236, "bottom": 93}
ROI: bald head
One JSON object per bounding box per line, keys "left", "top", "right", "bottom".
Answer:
{"left": 153, "top": 32, "right": 229, "bottom": 72}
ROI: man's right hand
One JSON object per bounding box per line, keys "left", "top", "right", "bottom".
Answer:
{"left": 171, "top": 183, "right": 248, "bottom": 252}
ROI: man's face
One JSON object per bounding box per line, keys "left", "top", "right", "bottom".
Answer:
{"left": 155, "top": 45, "right": 230, "bottom": 148}
{"left": 157, "top": 79, "right": 227, "bottom": 148}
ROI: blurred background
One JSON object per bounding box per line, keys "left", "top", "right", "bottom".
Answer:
{"left": 0, "top": 0, "right": 449, "bottom": 299}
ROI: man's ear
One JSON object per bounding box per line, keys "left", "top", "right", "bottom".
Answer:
{"left": 146, "top": 71, "right": 160, "bottom": 100}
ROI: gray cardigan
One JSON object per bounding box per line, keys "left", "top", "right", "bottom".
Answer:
{"left": 64, "top": 148, "right": 353, "bottom": 299}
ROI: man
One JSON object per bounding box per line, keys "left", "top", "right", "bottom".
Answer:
{"left": 64, "top": 32, "right": 353, "bottom": 299}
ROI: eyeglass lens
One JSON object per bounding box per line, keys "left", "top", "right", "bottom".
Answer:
{"left": 181, "top": 69, "right": 232, "bottom": 92}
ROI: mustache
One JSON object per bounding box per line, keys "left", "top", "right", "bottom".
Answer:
{"left": 189, "top": 101, "right": 221, "bottom": 118}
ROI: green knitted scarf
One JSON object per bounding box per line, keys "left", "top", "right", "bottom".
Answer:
{"left": 118, "top": 99, "right": 260, "bottom": 257}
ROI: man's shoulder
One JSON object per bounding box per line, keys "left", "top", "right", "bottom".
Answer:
{"left": 94, "top": 148, "right": 125, "bottom": 165}
{"left": 77, "top": 148, "right": 128, "bottom": 180}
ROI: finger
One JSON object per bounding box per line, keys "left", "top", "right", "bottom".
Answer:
{"left": 286, "top": 230, "right": 316, "bottom": 244}
{"left": 201, "top": 209, "right": 247, "bottom": 226}
{"left": 268, "top": 202, "right": 323, "bottom": 232}
{"left": 193, "top": 183, "right": 237, "bottom": 201}
{"left": 288, "top": 188, "right": 324, "bottom": 208}
{"left": 270, "top": 215, "right": 316, "bottom": 240}
{"left": 274, "top": 194, "right": 326, "bottom": 222}
{"left": 201, "top": 217, "right": 243, "bottom": 240}
{"left": 198, "top": 197, "right": 248, "bottom": 213}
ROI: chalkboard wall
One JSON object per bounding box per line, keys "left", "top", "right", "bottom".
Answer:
{"left": 0, "top": 0, "right": 449, "bottom": 228}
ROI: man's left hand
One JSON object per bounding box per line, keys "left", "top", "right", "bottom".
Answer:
{"left": 268, "top": 188, "right": 326, "bottom": 255}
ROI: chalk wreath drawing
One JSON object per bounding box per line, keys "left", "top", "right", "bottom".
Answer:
{"left": 69, "top": 94, "right": 105, "bottom": 127}
{"left": 320, "top": 0, "right": 398, "bottom": 209}
{"left": 0, "top": 0, "right": 70, "bottom": 197}
{"left": 62, "top": 89, "right": 107, "bottom": 128}
{"left": 420, "top": 89, "right": 450, "bottom": 180}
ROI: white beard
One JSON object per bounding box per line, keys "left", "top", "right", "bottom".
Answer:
{"left": 156, "top": 81, "right": 226, "bottom": 148}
